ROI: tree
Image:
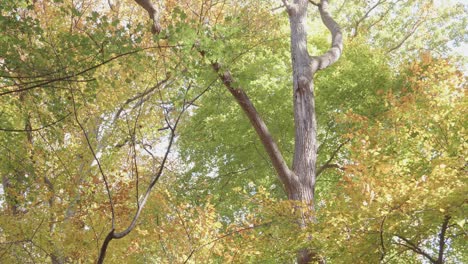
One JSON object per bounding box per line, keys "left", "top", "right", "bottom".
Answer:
{"left": 315, "top": 54, "right": 467, "bottom": 263}
{"left": 140, "top": 0, "right": 342, "bottom": 262}
{"left": 0, "top": 0, "right": 466, "bottom": 263}
{"left": 226, "top": 0, "right": 340, "bottom": 262}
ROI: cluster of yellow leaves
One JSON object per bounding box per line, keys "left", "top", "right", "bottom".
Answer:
{"left": 316, "top": 54, "right": 467, "bottom": 262}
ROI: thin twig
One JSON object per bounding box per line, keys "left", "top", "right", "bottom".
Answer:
{"left": 316, "top": 138, "right": 349, "bottom": 177}
{"left": 0, "top": 113, "right": 71, "bottom": 132}
{"left": 183, "top": 222, "right": 272, "bottom": 263}
{"left": 70, "top": 88, "right": 116, "bottom": 229}
{"left": 394, "top": 235, "right": 437, "bottom": 263}
{"left": 0, "top": 46, "right": 180, "bottom": 96}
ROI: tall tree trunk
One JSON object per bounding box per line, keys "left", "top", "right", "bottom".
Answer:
{"left": 288, "top": 0, "right": 317, "bottom": 206}
{"left": 284, "top": 0, "right": 342, "bottom": 262}
{"left": 212, "top": 1, "right": 342, "bottom": 262}
{"left": 134, "top": 0, "right": 342, "bottom": 262}
{"left": 286, "top": 5, "right": 317, "bottom": 262}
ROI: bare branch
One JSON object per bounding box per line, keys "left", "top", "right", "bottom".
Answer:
{"left": 308, "top": 0, "right": 319, "bottom": 7}
{"left": 387, "top": 19, "right": 423, "bottom": 53}
{"left": 125, "top": 100, "right": 144, "bottom": 207}
{"left": 70, "top": 88, "right": 116, "bottom": 230}
{"left": 337, "top": 0, "right": 349, "bottom": 14}
{"left": 352, "top": 0, "right": 385, "bottom": 38}
{"left": 437, "top": 215, "right": 451, "bottom": 263}
{"left": 107, "top": 0, "right": 115, "bottom": 11}
{"left": 394, "top": 235, "right": 437, "bottom": 263}
{"left": 0, "top": 46, "right": 178, "bottom": 97}
{"left": 97, "top": 102, "right": 182, "bottom": 264}
{"left": 211, "top": 63, "right": 298, "bottom": 193}
{"left": 134, "top": 0, "right": 162, "bottom": 34}
{"left": 271, "top": 4, "right": 286, "bottom": 12}
{"left": 183, "top": 221, "right": 272, "bottom": 263}
{"left": 366, "top": 0, "right": 403, "bottom": 33}
{"left": 310, "top": 0, "right": 343, "bottom": 73}
{"left": 113, "top": 77, "right": 171, "bottom": 122}
{"left": 96, "top": 79, "right": 215, "bottom": 263}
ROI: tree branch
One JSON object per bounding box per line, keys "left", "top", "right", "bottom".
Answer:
{"left": 282, "top": 0, "right": 292, "bottom": 9}
{"left": 310, "top": 0, "right": 343, "bottom": 73}
{"left": 134, "top": 0, "right": 162, "bottom": 34}
{"left": 71, "top": 93, "right": 116, "bottom": 230}
{"left": 0, "top": 112, "right": 71, "bottom": 132}
{"left": 352, "top": 0, "right": 385, "bottom": 38}
{"left": 113, "top": 77, "right": 171, "bottom": 122}
{"left": 183, "top": 221, "right": 272, "bottom": 263}
{"left": 96, "top": 79, "right": 213, "bottom": 263}
{"left": 308, "top": 0, "right": 319, "bottom": 7}
{"left": 366, "top": 0, "right": 403, "bottom": 33}
{"left": 316, "top": 139, "right": 349, "bottom": 177}
{"left": 394, "top": 235, "right": 437, "bottom": 263}
{"left": 211, "top": 63, "right": 297, "bottom": 193}
{"left": 97, "top": 104, "right": 181, "bottom": 264}
{"left": 387, "top": 19, "right": 423, "bottom": 53}
{"left": 0, "top": 46, "right": 178, "bottom": 96}
{"left": 437, "top": 215, "right": 451, "bottom": 263}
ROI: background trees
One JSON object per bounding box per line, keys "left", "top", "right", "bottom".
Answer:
{"left": 0, "top": 0, "right": 466, "bottom": 263}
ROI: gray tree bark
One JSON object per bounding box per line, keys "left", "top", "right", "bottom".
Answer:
{"left": 284, "top": 1, "right": 342, "bottom": 262}
{"left": 134, "top": 0, "right": 162, "bottom": 34}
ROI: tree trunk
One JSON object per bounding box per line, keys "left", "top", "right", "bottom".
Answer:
{"left": 288, "top": 0, "right": 317, "bottom": 206}
{"left": 284, "top": 0, "right": 342, "bottom": 263}
{"left": 285, "top": 2, "right": 319, "bottom": 263}
{"left": 214, "top": 1, "right": 341, "bottom": 262}
{"left": 135, "top": 0, "right": 342, "bottom": 263}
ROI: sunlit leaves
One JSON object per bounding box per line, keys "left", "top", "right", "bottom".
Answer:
{"left": 318, "top": 55, "right": 467, "bottom": 263}
{"left": 0, "top": 0, "right": 466, "bottom": 262}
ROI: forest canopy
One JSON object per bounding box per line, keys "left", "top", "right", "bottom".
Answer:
{"left": 0, "top": 0, "right": 466, "bottom": 263}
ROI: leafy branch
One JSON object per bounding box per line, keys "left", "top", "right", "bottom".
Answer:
{"left": 0, "top": 113, "right": 71, "bottom": 132}
{"left": 316, "top": 138, "right": 349, "bottom": 177}
{"left": 96, "top": 77, "right": 214, "bottom": 263}
{"left": 0, "top": 46, "right": 180, "bottom": 97}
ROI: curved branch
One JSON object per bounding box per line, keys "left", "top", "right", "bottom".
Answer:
{"left": 387, "top": 19, "right": 423, "bottom": 53}
{"left": 97, "top": 229, "right": 115, "bottom": 264}
{"left": 96, "top": 79, "right": 213, "bottom": 263}
{"left": 97, "top": 108, "right": 181, "bottom": 264}
{"left": 394, "top": 235, "right": 437, "bottom": 263}
{"left": 310, "top": 0, "right": 343, "bottom": 74}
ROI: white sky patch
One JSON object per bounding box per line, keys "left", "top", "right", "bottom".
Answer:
{"left": 90, "top": 151, "right": 103, "bottom": 167}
